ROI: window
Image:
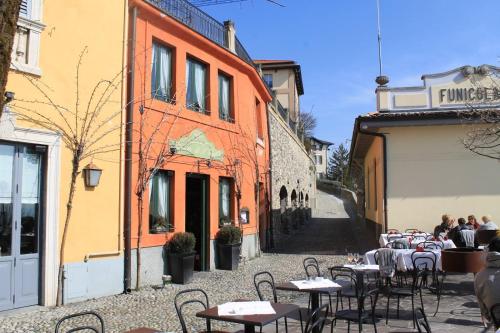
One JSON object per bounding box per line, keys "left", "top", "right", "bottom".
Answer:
{"left": 186, "top": 57, "right": 208, "bottom": 113}
{"left": 218, "top": 72, "right": 233, "bottom": 122}
{"left": 149, "top": 170, "right": 173, "bottom": 233}
{"left": 151, "top": 42, "right": 173, "bottom": 101}
{"left": 219, "top": 177, "right": 232, "bottom": 226}
{"left": 263, "top": 74, "right": 273, "bottom": 88}
{"left": 255, "top": 98, "right": 264, "bottom": 140}
{"left": 315, "top": 155, "right": 322, "bottom": 165}
{"left": 11, "top": 0, "right": 43, "bottom": 76}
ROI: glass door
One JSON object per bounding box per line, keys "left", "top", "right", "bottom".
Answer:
{"left": 0, "top": 142, "right": 44, "bottom": 311}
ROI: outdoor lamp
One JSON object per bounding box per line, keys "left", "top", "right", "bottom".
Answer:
{"left": 83, "top": 163, "right": 102, "bottom": 187}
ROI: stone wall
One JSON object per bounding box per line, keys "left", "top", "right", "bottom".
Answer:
{"left": 268, "top": 107, "right": 316, "bottom": 249}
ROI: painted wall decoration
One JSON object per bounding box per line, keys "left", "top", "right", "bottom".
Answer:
{"left": 170, "top": 129, "right": 224, "bottom": 161}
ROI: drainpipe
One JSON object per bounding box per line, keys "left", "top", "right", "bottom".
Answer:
{"left": 358, "top": 123, "right": 388, "bottom": 233}
{"left": 266, "top": 104, "right": 274, "bottom": 249}
{"left": 124, "top": 6, "right": 137, "bottom": 294}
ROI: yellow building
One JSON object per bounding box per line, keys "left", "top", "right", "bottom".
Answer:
{"left": 0, "top": 0, "right": 127, "bottom": 309}
{"left": 350, "top": 65, "right": 500, "bottom": 235}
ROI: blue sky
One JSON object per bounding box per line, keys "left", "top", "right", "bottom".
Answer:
{"left": 202, "top": 0, "right": 500, "bottom": 147}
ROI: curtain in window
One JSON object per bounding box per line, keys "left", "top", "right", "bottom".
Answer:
{"left": 149, "top": 172, "right": 170, "bottom": 231}
{"left": 220, "top": 179, "right": 230, "bottom": 218}
{"left": 151, "top": 43, "right": 172, "bottom": 101}
{"left": 219, "top": 75, "right": 230, "bottom": 120}
{"left": 186, "top": 59, "right": 206, "bottom": 111}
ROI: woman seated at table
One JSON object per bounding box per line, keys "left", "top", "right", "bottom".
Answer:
{"left": 467, "top": 215, "right": 481, "bottom": 230}
{"left": 474, "top": 237, "right": 500, "bottom": 325}
{"left": 433, "top": 214, "right": 454, "bottom": 239}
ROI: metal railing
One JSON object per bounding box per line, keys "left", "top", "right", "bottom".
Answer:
{"left": 146, "top": 0, "right": 256, "bottom": 67}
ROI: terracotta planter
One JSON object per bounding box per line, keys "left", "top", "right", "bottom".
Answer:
{"left": 441, "top": 248, "right": 485, "bottom": 273}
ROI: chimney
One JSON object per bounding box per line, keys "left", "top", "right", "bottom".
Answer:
{"left": 224, "top": 20, "right": 236, "bottom": 54}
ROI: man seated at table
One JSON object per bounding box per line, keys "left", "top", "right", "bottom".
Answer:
{"left": 448, "top": 217, "right": 474, "bottom": 247}
{"left": 433, "top": 214, "right": 454, "bottom": 239}
{"left": 479, "top": 215, "right": 499, "bottom": 231}
{"left": 474, "top": 237, "right": 500, "bottom": 325}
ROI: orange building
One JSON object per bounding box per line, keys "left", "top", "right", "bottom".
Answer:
{"left": 126, "top": 0, "right": 272, "bottom": 286}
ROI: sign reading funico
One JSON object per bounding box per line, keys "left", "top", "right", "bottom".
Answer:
{"left": 439, "top": 87, "right": 500, "bottom": 104}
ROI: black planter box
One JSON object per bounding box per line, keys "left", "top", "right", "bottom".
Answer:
{"left": 216, "top": 243, "right": 241, "bottom": 270}
{"left": 168, "top": 253, "right": 195, "bottom": 284}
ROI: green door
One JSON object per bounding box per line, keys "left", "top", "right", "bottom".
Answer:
{"left": 185, "top": 174, "right": 209, "bottom": 271}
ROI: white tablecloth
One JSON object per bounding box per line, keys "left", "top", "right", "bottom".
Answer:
{"left": 364, "top": 249, "right": 442, "bottom": 271}
{"left": 379, "top": 233, "right": 455, "bottom": 249}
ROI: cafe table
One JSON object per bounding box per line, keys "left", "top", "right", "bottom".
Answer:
{"left": 275, "top": 278, "right": 346, "bottom": 333}
{"left": 196, "top": 301, "right": 299, "bottom": 333}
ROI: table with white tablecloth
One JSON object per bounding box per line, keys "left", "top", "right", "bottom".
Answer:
{"left": 378, "top": 233, "right": 456, "bottom": 249}
{"left": 364, "top": 249, "right": 442, "bottom": 271}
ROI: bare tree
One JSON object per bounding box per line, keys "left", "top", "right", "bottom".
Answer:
{"left": 462, "top": 70, "right": 500, "bottom": 160}
{"left": 0, "top": 0, "right": 22, "bottom": 117}
{"left": 9, "top": 48, "right": 124, "bottom": 305}
{"left": 299, "top": 109, "right": 317, "bottom": 138}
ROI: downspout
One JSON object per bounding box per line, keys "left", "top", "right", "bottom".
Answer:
{"left": 266, "top": 104, "right": 274, "bottom": 249}
{"left": 124, "top": 6, "right": 137, "bottom": 293}
{"left": 358, "top": 123, "right": 388, "bottom": 233}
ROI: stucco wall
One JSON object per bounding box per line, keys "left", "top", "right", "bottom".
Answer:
{"left": 364, "top": 137, "right": 384, "bottom": 228}
{"left": 384, "top": 124, "right": 500, "bottom": 233}
{"left": 268, "top": 107, "right": 316, "bottom": 247}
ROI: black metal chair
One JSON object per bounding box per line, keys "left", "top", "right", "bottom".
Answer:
{"left": 385, "top": 255, "right": 428, "bottom": 328}
{"left": 254, "top": 271, "right": 302, "bottom": 333}
{"left": 405, "top": 229, "right": 419, "bottom": 234}
{"left": 55, "top": 311, "right": 105, "bottom": 333}
{"left": 490, "top": 303, "right": 500, "bottom": 330}
{"left": 411, "top": 250, "right": 442, "bottom": 316}
{"left": 387, "top": 229, "right": 400, "bottom": 234}
{"left": 331, "top": 276, "right": 379, "bottom": 333}
{"left": 416, "top": 241, "right": 442, "bottom": 250}
{"left": 303, "top": 257, "right": 334, "bottom": 315}
{"left": 304, "top": 303, "right": 330, "bottom": 333}
{"left": 174, "top": 288, "right": 230, "bottom": 333}
{"left": 386, "top": 240, "right": 409, "bottom": 249}
{"left": 415, "top": 307, "right": 431, "bottom": 333}
{"left": 387, "top": 234, "right": 404, "bottom": 242}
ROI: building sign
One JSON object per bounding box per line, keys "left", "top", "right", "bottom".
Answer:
{"left": 439, "top": 87, "right": 500, "bottom": 104}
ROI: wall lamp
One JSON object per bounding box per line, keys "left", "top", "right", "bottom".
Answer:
{"left": 83, "top": 163, "right": 103, "bottom": 187}
{"left": 4, "top": 91, "right": 15, "bottom": 104}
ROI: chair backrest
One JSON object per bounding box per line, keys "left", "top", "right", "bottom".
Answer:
{"left": 377, "top": 248, "right": 397, "bottom": 278}
{"left": 254, "top": 271, "right": 278, "bottom": 303}
{"left": 416, "top": 241, "right": 442, "bottom": 250}
{"left": 411, "top": 250, "right": 437, "bottom": 272}
{"left": 415, "top": 307, "right": 431, "bottom": 333}
{"left": 387, "top": 228, "right": 400, "bottom": 234}
{"left": 425, "top": 234, "right": 434, "bottom": 241}
{"left": 304, "top": 303, "right": 329, "bottom": 333}
{"left": 174, "top": 289, "right": 211, "bottom": 333}
{"left": 303, "top": 257, "right": 321, "bottom": 278}
{"left": 491, "top": 303, "right": 500, "bottom": 330}
{"left": 329, "top": 266, "right": 359, "bottom": 297}
{"left": 386, "top": 240, "right": 408, "bottom": 249}
{"left": 387, "top": 234, "right": 403, "bottom": 242}
{"left": 55, "top": 311, "right": 105, "bottom": 333}
{"left": 405, "top": 228, "right": 419, "bottom": 234}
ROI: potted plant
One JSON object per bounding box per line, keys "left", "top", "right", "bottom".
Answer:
{"left": 150, "top": 216, "right": 169, "bottom": 234}
{"left": 215, "top": 225, "right": 242, "bottom": 270}
{"left": 167, "top": 232, "right": 196, "bottom": 284}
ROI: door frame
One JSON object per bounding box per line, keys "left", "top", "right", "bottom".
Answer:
{"left": 0, "top": 110, "right": 61, "bottom": 307}
{"left": 185, "top": 172, "right": 210, "bottom": 271}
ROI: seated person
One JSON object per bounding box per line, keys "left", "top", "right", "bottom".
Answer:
{"left": 467, "top": 215, "right": 481, "bottom": 230}
{"left": 475, "top": 237, "right": 500, "bottom": 325}
{"left": 433, "top": 214, "right": 454, "bottom": 239}
{"left": 479, "top": 215, "right": 499, "bottom": 231}
{"left": 448, "top": 218, "right": 473, "bottom": 247}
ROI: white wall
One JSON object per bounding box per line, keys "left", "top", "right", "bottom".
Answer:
{"left": 385, "top": 124, "right": 500, "bottom": 233}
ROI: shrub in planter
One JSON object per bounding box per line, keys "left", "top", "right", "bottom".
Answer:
{"left": 215, "top": 226, "right": 242, "bottom": 270}
{"left": 167, "top": 232, "right": 195, "bottom": 284}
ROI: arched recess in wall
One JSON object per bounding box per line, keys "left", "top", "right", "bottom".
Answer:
{"left": 291, "top": 189, "right": 297, "bottom": 207}
{"left": 299, "top": 192, "right": 304, "bottom": 203}
{"left": 279, "top": 186, "right": 288, "bottom": 212}
{"left": 305, "top": 193, "right": 309, "bottom": 207}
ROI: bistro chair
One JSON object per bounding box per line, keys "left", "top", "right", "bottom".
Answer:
{"left": 385, "top": 255, "right": 430, "bottom": 328}
{"left": 414, "top": 307, "right": 432, "bottom": 333}
{"left": 416, "top": 241, "right": 442, "bottom": 250}
{"left": 386, "top": 240, "right": 409, "bottom": 249}
{"left": 174, "top": 288, "right": 230, "bottom": 333}
{"left": 304, "top": 303, "right": 330, "bottom": 333}
{"left": 387, "top": 228, "right": 400, "bottom": 234}
{"left": 387, "top": 234, "right": 404, "bottom": 242}
{"left": 253, "top": 271, "right": 302, "bottom": 333}
{"left": 303, "top": 257, "right": 334, "bottom": 315}
{"left": 412, "top": 250, "right": 442, "bottom": 316}
{"left": 405, "top": 229, "right": 420, "bottom": 234}
{"left": 331, "top": 276, "right": 379, "bottom": 333}
{"left": 55, "top": 311, "right": 105, "bottom": 333}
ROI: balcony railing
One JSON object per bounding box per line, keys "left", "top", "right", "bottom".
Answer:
{"left": 146, "top": 0, "right": 255, "bottom": 67}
